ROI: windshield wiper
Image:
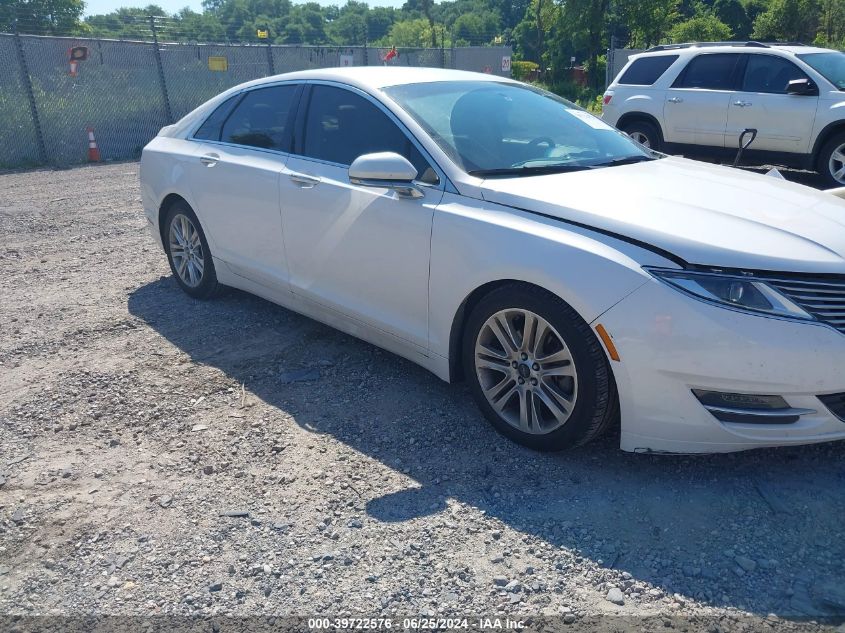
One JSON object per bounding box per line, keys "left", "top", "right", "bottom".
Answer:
{"left": 591, "top": 155, "right": 658, "bottom": 168}
{"left": 468, "top": 164, "right": 594, "bottom": 178}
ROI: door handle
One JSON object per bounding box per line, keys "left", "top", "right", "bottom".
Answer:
{"left": 733, "top": 100, "right": 753, "bottom": 107}
{"left": 289, "top": 172, "right": 321, "bottom": 187}
{"left": 199, "top": 153, "right": 219, "bottom": 167}
{"left": 667, "top": 97, "right": 683, "bottom": 103}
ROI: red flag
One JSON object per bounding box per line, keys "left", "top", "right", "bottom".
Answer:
{"left": 384, "top": 46, "right": 397, "bottom": 62}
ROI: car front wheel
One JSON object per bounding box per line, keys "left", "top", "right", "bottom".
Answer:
{"left": 164, "top": 201, "right": 221, "bottom": 299}
{"left": 462, "top": 283, "right": 617, "bottom": 451}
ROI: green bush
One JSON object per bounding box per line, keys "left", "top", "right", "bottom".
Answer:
{"left": 511, "top": 60, "right": 539, "bottom": 81}
{"left": 534, "top": 78, "right": 601, "bottom": 112}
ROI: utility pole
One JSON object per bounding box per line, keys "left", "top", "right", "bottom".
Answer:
{"left": 149, "top": 16, "right": 174, "bottom": 124}
{"left": 12, "top": 19, "right": 48, "bottom": 164}
{"left": 536, "top": 0, "right": 545, "bottom": 75}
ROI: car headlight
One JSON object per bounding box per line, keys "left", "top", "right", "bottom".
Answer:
{"left": 646, "top": 268, "right": 814, "bottom": 320}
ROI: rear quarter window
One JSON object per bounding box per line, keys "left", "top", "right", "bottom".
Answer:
{"left": 618, "top": 55, "right": 679, "bottom": 85}
{"left": 193, "top": 94, "right": 241, "bottom": 141}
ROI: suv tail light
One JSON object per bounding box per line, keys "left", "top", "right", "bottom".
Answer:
{"left": 603, "top": 93, "right": 613, "bottom": 105}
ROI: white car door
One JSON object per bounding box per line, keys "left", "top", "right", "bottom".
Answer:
{"left": 663, "top": 53, "right": 740, "bottom": 148}
{"left": 188, "top": 83, "right": 301, "bottom": 289}
{"left": 279, "top": 83, "right": 444, "bottom": 351}
{"left": 727, "top": 54, "right": 819, "bottom": 154}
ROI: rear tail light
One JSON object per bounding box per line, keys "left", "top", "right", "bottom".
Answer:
{"left": 603, "top": 93, "right": 613, "bottom": 105}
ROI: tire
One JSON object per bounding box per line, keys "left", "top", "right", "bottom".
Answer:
{"left": 462, "top": 283, "right": 617, "bottom": 451}
{"left": 816, "top": 132, "right": 845, "bottom": 188}
{"left": 163, "top": 201, "right": 221, "bottom": 299}
{"left": 620, "top": 119, "right": 662, "bottom": 152}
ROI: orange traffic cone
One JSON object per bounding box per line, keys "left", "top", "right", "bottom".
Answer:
{"left": 87, "top": 127, "right": 101, "bottom": 162}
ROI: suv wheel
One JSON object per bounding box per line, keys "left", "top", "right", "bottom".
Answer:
{"left": 621, "top": 120, "right": 661, "bottom": 151}
{"left": 818, "top": 132, "right": 845, "bottom": 187}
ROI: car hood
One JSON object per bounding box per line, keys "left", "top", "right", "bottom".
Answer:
{"left": 478, "top": 156, "right": 845, "bottom": 274}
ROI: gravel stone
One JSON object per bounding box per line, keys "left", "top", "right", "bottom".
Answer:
{"left": 606, "top": 587, "right": 625, "bottom": 605}
{"left": 735, "top": 556, "right": 757, "bottom": 572}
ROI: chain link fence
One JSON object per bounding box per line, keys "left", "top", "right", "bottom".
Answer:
{"left": 0, "top": 32, "right": 512, "bottom": 170}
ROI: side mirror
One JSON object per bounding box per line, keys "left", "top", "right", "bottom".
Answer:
{"left": 348, "top": 152, "right": 423, "bottom": 198}
{"left": 786, "top": 78, "right": 818, "bottom": 96}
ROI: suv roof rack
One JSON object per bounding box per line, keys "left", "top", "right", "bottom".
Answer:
{"left": 645, "top": 41, "right": 770, "bottom": 52}
{"left": 645, "top": 40, "right": 809, "bottom": 53}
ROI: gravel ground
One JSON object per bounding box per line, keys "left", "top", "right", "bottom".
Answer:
{"left": 1, "top": 163, "right": 844, "bottom": 632}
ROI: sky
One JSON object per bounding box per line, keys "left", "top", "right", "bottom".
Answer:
{"left": 83, "top": 0, "right": 404, "bottom": 16}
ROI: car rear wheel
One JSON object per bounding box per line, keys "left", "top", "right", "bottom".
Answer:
{"left": 621, "top": 120, "right": 661, "bottom": 151}
{"left": 164, "top": 201, "right": 221, "bottom": 299}
{"left": 818, "top": 132, "right": 845, "bottom": 188}
{"left": 462, "top": 283, "right": 617, "bottom": 451}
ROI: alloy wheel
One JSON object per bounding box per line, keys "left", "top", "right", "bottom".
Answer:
{"left": 628, "top": 131, "right": 651, "bottom": 148}
{"left": 474, "top": 308, "right": 578, "bottom": 435}
{"left": 169, "top": 213, "right": 205, "bottom": 287}
{"left": 828, "top": 142, "right": 845, "bottom": 184}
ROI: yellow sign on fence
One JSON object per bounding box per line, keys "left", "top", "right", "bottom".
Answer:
{"left": 208, "top": 56, "right": 228, "bottom": 72}
{"left": 257, "top": 29, "right": 268, "bottom": 39}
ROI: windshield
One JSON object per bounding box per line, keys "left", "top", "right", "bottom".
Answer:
{"left": 382, "top": 80, "right": 654, "bottom": 176}
{"left": 798, "top": 52, "right": 845, "bottom": 90}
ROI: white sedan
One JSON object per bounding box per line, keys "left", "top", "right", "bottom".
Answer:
{"left": 140, "top": 67, "right": 845, "bottom": 454}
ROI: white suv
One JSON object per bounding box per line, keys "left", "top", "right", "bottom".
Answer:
{"left": 603, "top": 42, "right": 845, "bottom": 186}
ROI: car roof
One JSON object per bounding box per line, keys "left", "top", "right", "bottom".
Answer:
{"left": 165, "top": 66, "right": 517, "bottom": 139}
{"left": 634, "top": 43, "right": 835, "bottom": 58}
{"left": 234, "top": 66, "right": 515, "bottom": 93}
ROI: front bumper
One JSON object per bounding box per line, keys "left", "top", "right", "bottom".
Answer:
{"left": 597, "top": 278, "right": 845, "bottom": 453}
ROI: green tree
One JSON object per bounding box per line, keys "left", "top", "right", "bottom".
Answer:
{"left": 712, "top": 0, "right": 752, "bottom": 38}
{"left": 619, "top": 0, "right": 680, "bottom": 47}
{"left": 282, "top": 2, "right": 328, "bottom": 43}
{"left": 555, "top": 0, "right": 612, "bottom": 88}
{"left": 85, "top": 5, "right": 169, "bottom": 39}
{"left": 742, "top": 0, "right": 771, "bottom": 27}
{"left": 367, "top": 7, "right": 397, "bottom": 42}
{"left": 452, "top": 10, "right": 500, "bottom": 44}
{"left": 752, "top": 0, "right": 820, "bottom": 42}
{"left": 513, "top": 0, "right": 557, "bottom": 66}
{"left": 382, "top": 17, "right": 434, "bottom": 46}
{"left": 173, "top": 8, "right": 226, "bottom": 41}
{"left": 3, "top": 0, "right": 86, "bottom": 34}
{"left": 670, "top": 13, "right": 733, "bottom": 41}
{"left": 816, "top": 0, "right": 845, "bottom": 46}
{"left": 328, "top": 1, "right": 369, "bottom": 44}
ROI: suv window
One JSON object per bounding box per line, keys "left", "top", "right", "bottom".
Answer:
{"left": 220, "top": 85, "right": 298, "bottom": 150}
{"left": 618, "top": 55, "right": 679, "bottom": 85}
{"left": 194, "top": 94, "right": 240, "bottom": 141}
{"left": 301, "top": 85, "right": 438, "bottom": 184}
{"left": 741, "top": 54, "right": 809, "bottom": 94}
{"left": 673, "top": 53, "right": 740, "bottom": 90}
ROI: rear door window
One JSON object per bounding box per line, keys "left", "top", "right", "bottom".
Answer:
{"left": 220, "top": 84, "right": 298, "bottom": 151}
{"left": 673, "top": 54, "right": 741, "bottom": 90}
{"left": 618, "top": 55, "right": 679, "bottom": 85}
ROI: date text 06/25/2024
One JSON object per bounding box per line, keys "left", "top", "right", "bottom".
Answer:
{"left": 307, "top": 618, "right": 526, "bottom": 630}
